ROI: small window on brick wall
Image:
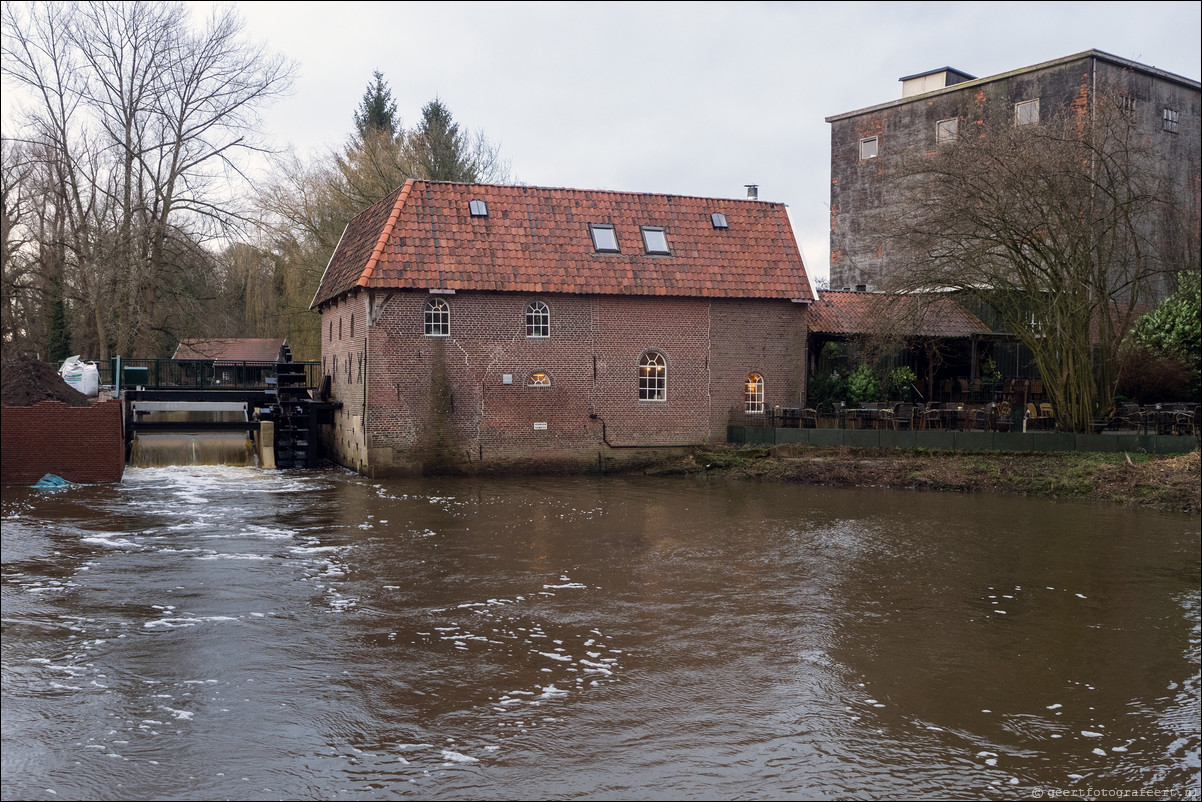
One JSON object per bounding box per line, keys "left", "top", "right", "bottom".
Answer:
{"left": 639, "top": 351, "right": 666, "bottom": 401}
{"left": 859, "top": 136, "right": 878, "bottom": 160}
{"left": 1163, "top": 108, "right": 1179, "bottom": 133}
{"left": 526, "top": 301, "right": 549, "bottom": 337}
{"left": 350, "top": 314, "right": 355, "bottom": 338}
{"left": 528, "top": 371, "right": 551, "bottom": 387}
{"left": 424, "top": 298, "right": 449, "bottom": 336}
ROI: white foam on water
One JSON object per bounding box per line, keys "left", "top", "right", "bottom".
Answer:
{"left": 81, "top": 535, "right": 141, "bottom": 550}
{"left": 159, "top": 706, "right": 194, "bottom": 720}
{"left": 539, "top": 652, "right": 572, "bottom": 662}
{"left": 194, "top": 553, "right": 270, "bottom": 561}
{"left": 1081, "top": 730, "right": 1104, "bottom": 738}
{"left": 1092, "top": 747, "right": 1107, "bottom": 756}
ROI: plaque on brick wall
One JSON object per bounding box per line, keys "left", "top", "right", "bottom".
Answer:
{"left": 533, "top": 422, "right": 548, "bottom": 431}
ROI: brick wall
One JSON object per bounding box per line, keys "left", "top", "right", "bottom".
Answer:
{"left": 321, "top": 289, "right": 806, "bottom": 474}
{"left": 318, "top": 290, "right": 371, "bottom": 471}
{"left": 1, "top": 400, "right": 125, "bottom": 484}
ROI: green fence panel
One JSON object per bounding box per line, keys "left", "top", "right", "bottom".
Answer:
{"left": 727, "top": 426, "right": 1198, "bottom": 455}
{"left": 844, "top": 430, "right": 880, "bottom": 449}
{"left": 879, "top": 431, "right": 918, "bottom": 450}
{"left": 809, "top": 429, "right": 845, "bottom": 447}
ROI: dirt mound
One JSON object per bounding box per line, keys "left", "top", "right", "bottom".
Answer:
{"left": 1, "top": 358, "right": 91, "bottom": 407}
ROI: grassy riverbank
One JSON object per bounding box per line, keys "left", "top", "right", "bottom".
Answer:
{"left": 665, "top": 445, "right": 1201, "bottom": 514}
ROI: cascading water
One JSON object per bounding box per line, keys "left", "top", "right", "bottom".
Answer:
{"left": 127, "top": 405, "right": 257, "bottom": 467}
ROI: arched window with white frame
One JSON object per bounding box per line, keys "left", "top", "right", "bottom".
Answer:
{"left": 639, "top": 351, "right": 667, "bottom": 401}
{"left": 526, "top": 301, "right": 549, "bottom": 337}
{"left": 424, "top": 298, "right": 449, "bottom": 336}
{"left": 745, "top": 373, "right": 764, "bottom": 414}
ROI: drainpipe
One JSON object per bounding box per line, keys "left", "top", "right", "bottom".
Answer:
{"left": 589, "top": 413, "right": 701, "bottom": 449}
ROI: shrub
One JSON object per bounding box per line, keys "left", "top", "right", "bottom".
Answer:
{"left": 846, "top": 364, "right": 881, "bottom": 406}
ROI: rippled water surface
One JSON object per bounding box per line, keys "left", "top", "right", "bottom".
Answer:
{"left": 2, "top": 467, "right": 1199, "bottom": 800}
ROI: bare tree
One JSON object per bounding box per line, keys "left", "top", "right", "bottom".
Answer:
{"left": 2, "top": 1, "right": 294, "bottom": 358}
{"left": 883, "top": 84, "right": 1199, "bottom": 432}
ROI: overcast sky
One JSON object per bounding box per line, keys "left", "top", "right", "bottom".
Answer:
{"left": 83, "top": 2, "right": 1202, "bottom": 280}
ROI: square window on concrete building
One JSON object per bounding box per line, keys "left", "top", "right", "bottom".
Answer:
{"left": 859, "top": 136, "right": 878, "bottom": 160}
{"left": 1163, "top": 108, "right": 1179, "bottom": 133}
{"left": 936, "top": 118, "right": 959, "bottom": 143}
{"left": 1015, "top": 99, "right": 1039, "bottom": 126}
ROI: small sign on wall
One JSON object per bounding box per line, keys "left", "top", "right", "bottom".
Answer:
{"left": 502, "top": 374, "right": 513, "bottom": 385}
{"left": 533, "top": 422, "right": 548, "bottom": 431}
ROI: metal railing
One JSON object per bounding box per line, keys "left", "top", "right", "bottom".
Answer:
{"left": 93, "top": 358, "right": 321, "bottom": 391}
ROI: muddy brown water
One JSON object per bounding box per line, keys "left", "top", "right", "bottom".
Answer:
{"left": 2, "top": 466, "right": 1198, "bottom": 800}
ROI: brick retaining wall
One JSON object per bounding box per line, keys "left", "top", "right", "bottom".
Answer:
{"left": 1, "top": 400, "right": 125, "bottom": 484}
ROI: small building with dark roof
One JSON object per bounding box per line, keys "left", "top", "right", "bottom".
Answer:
{"left": 806, "top": 290, "right": 993, "bottom": 403}
{"left": 171, "top": 338, "right": 287, "bottom": 386}
{"left": 312, "top": 180, "right": 814, "bottom": 474}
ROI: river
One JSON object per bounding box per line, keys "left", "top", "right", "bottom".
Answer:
{"left": 2, "top": 466, "right": 1199, "bottom": 800}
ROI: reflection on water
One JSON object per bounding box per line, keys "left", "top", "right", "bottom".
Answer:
{"left": 2, "top": 467, "right": 1199, "bottom": 800}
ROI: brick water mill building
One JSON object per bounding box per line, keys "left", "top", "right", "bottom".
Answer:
{"left": 311, "top": 180, "right": 815, "bottom": 475}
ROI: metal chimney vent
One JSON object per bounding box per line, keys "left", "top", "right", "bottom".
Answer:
{"left": 745, "top": 184, "right": 758, "bottom": 200}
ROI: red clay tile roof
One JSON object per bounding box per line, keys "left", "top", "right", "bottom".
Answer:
{"left": 808, "top": 291, "right": 988, "bottom": 337}
{"left": 172, "top": 338, "right": 286, "bottom": 362}
{"left": 312, "top": 181, "right": 812, "bottom": 308}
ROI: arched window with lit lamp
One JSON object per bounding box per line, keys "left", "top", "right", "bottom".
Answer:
{"left": 745, "top": 373, "right": 764, "bottom": 414}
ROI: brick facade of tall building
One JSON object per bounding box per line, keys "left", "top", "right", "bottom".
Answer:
{"left": 826, "top": 50, "right": 1201, "bottom": 291}
{"left": 313, "top": 181, "right": 813, "bottom": 475}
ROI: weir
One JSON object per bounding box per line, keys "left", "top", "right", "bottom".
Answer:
{"left": 113, "top": 350, "right": 338, "bottom": 469}
{"left": 127, "top": 401, "right": 259, "bottom": 468}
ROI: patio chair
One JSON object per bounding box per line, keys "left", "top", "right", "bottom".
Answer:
{"left": 1026, "top": 403, "right": 1044, "bottom": 430}
{"left": 1117, "top": 403, "right": 1144, "bottom": 432}
{"left": 922, "top": 407, "right": 943, "bottom": 430}
{"left": 893, "top": 404, "right": 915, "bottom": 431}
{"left": 801, "top": 408, "right": 818, "bottom": 429}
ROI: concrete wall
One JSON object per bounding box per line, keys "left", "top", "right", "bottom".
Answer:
{"left": 321, "top": 290, "right": 807, "bottom": 474}
{"left": 1, "top": 400, "right": 125, "bottom": 484}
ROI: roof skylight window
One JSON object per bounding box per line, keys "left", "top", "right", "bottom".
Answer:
{"left": 711, "top": 212, "right": 728, "bottom": 229}
{"left": 590, "top": 224, "right": 619, "bottom": 253}
{"left": 469, "top": 199, "right": 489, "bottom": 217}
{"left": 641, "top": 226, "right": 671, "bottom": 255}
